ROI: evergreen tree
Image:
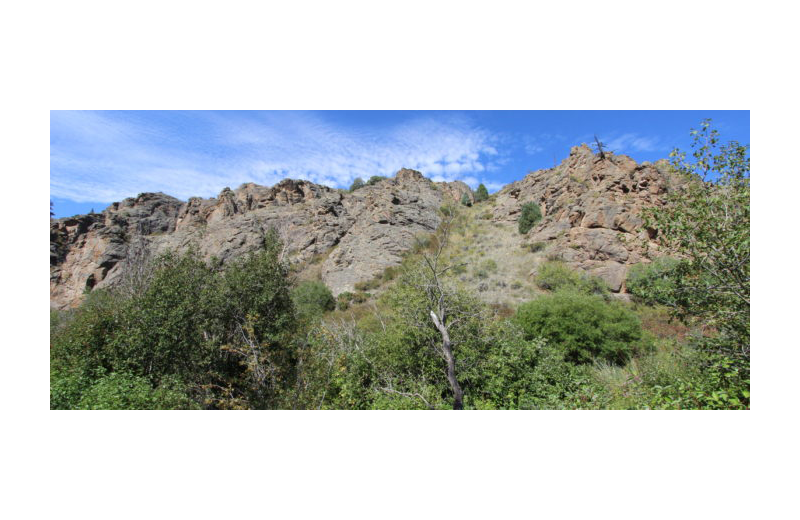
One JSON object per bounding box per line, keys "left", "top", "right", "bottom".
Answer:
{"left": 475, "top": 183, "right": 489, "bottom": 202}
{"left": 518, "top": 202, "right": 542, "bottom": 234}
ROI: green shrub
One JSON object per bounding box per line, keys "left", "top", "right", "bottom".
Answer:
{"left": 475, "top": 183, "right": 489, "bottom": 202}
{"left": 367, "top": 175, "right": 387, "bottom": 186}
{"left": 461, "top": 192, "right": 472, "bottom": 206}
{"left": 518, "top": 202, "right": 543, "bottom": 234}
{"left": 77, "top": 372, "right": 197, "bottom": 410}
{"left": 381, "top": 266, "right": 400, "bottom": 282}
{"left": 535, "top": 261, "right": 608, "bottom": 296}
{"left": 474, "top": 268, "right": 489, "bottom": 279}
{"left": 349, "top": 177, "right": 365, "bottom": 192}
{"left": 50, "top": 231, "right": 299, "bottom": 409}
{"left": 292, "top": 280, "right": 336, "bottom": 321}
{"left": 337, "top": 291, "right": 355, "bottom": 310}
{"left": 522, "top": 241, "right": 547, "bottom": 253}
{"left": 514, "top": 291, "right": 644, "bottom": 365}
{"left": 626, "top": 257, "right": 680, "bottom": 305}
{"left": 354, "top": 278, "right": 381, "bottom": 292}
{"left": 481, "top": 258, "right": 498, "bottom": 272}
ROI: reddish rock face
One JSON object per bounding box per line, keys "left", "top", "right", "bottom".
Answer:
{"left": 492, "top": 144, "right": 682, "bottom": 292}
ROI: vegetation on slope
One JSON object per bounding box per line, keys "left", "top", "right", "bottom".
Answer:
{"left": 50, "top": 122, "right": 749, "bottom": 410}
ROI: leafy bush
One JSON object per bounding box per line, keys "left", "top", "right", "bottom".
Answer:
{"left": 469, "top": 322, "right": 607, "bottom": 409}
{"left": 50, "top": 231, "right": 298, "bottom": 409}
{"left": 535, "top": 261, "right": 608, "bottom": 296}
{"left": 336, "top": 291, "right": 355, "bottom": 310}
{"left": 518, "top": 202, "right": 542, "bottom": 234}
{"left": 292, "top": 280, "right": 335, "bottom": 321}
{"left": 626, "top": 257, "right": 680, "bottom": 305}
{"left": 596, "top": 340, "right": 749, "bottom": 410}
{"left": 367, "top": 175, "right": 387, "bottom": 186}
{"left": 642, "top": 120, "right": 749, "bottom": 358}
{"left": 514, "top": 291, "right": 644, "bottom": 365}
{"left": 77, "top": 372, "right": 197, "bottom": 410}
{"left": 461, "top": 192, "right": 472, "bottom": 206}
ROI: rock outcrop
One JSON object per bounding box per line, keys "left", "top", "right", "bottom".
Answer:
{"left": 491, "top": 144, "right": 680, "bottom": 291}
{"left": 50, "top": 169, "right": 462, "bottom": 308}
{"left": 50, "top": 148, "right": 680, "bottom": 309}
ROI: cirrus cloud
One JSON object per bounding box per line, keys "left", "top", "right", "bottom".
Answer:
{"left": 50, "top": 111, "right": 506, "bottom": 203}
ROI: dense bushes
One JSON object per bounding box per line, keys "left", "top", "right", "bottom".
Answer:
{"left": 514, "top": 291, "right": 644, "bottom": 365}
{"left": 518, "top": 202, "right": 542, "bottom": 234}
{"left": 297, "top": 268, "right": 607, "bottom": 410}
{"left": 50, "top": 231, "right": 298, "bottom": 409}
{"left": 535, "top": 261, "right": 608, "bottom": 295}
{"left": 626, "top": 257, "right": 680, "bottom": 305}
{"left": 292, "top": 280, "right": 335, "bottom": 321}
{"left": 642, "top": 120, "right": 749, "bottom": 359}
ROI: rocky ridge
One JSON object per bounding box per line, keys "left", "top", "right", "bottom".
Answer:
{"left": 50, "top": 169, "right": 472, "bottom": 309}
{"left": 490, "top": 144, "right": 680, "bottom": 291}
{"left": 50, "top": 147, "right": 678, "bottom": 309}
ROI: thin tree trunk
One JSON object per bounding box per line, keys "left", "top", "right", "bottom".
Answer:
{"left": 430, "top": 311, "right": 464, "bottom": 410}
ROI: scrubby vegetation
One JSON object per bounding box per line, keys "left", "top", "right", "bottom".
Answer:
{"left": 51, "top": 122, "right": 748, "bottom": 410}
{"left": 535, "top": 261, "right": 609, "bottom": 296}
{"left": 349, "top": 177, "right": 365, "bottom": 192}
{"left": 367, "top": 175, "right": 387, "bottom": 186}
{"left": 518, "top": 202, "right": 542, "bottom": 234}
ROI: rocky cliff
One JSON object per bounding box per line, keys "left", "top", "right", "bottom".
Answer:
{"left": 490, "top": 144, "right": 680, "bottom": 291}
{"left": 50, "top": 148, "right": 678, "bottom": 309}
{"left": 50, "top": 168, "right": 472, "bottom": 309}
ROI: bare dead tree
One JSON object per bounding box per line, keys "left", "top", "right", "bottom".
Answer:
{"left": 116, "top": 236, "right": 154, "bottom": 298}
{"left": 407, "top": 207, "right": 476, "bottom": 410}
{"left": 255, "top": 217, "right": 294, "bottom": 263}
{"left": 593, "top": 134, "right": 608, "bottom": 160}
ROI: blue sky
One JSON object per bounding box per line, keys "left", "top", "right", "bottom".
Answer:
{"left": 50, "top": 110, "right": 750, "bottom": 218}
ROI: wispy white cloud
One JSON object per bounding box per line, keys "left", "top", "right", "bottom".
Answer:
{"left": 50, "top": 111, "right": 505, "bottom": 203}
{"left": 522, "top": 133, "right": 565, "bottom": 155}
{"left": 602, "top": 133, "right": 663, "bottom": 153}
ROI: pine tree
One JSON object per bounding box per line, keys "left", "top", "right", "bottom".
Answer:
{"left": 475, "top": 184, "right": 489, "bottom": 202}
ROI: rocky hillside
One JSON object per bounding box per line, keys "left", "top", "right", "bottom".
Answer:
{"left": 50, "top": 168, "right": 472, "bottom": 309}
{"left": 490, "top": 144, "right": 680, "bottom": 292}
{"left": 50, "top": 146, "right": 679, "bottom": 309}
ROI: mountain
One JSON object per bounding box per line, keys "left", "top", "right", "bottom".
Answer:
{"left": 50, "top": 144, "right": 679, "bottom": 309}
